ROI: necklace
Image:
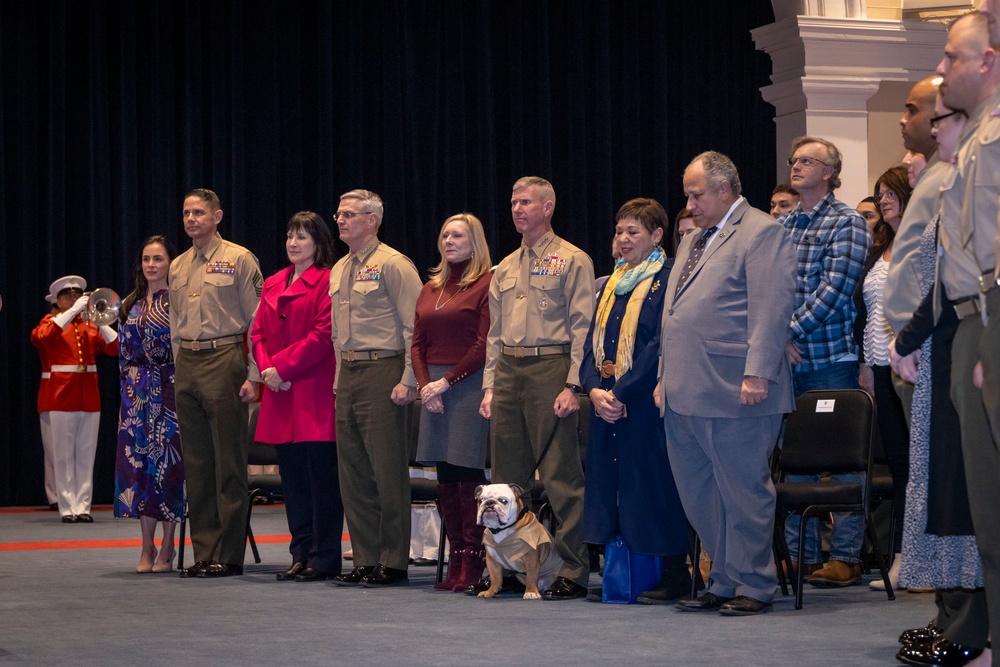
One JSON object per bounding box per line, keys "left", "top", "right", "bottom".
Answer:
{"left": 434, "top": 284, "right": 467, "bottom": 311}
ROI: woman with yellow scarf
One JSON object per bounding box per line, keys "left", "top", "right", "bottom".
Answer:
{"left": 581, "top": 198, "right": 692, "bottom": 603}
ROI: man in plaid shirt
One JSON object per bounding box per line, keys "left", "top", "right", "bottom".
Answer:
{"left": 778, "top": 136, "right": 872, "bottom": 588}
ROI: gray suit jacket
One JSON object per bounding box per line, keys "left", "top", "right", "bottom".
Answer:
{"left": 659, "top": 199, "right": 796, "bottom": 418}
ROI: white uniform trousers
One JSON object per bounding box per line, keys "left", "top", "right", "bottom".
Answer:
{"left": 39, "top": 412, "right": 58, "bottom": 505}
{"left": 49, "top": 411, "right": 100, "bottom": 516}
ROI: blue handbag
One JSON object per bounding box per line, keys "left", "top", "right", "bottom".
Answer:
{"left": 602, "top": 536, "right": 663, "bottom": 604}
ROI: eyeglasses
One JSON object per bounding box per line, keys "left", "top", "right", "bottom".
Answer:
{"left": 875, "top": 190, "right": 898, "bottom": 204}
{"left": 930, "top": 110, "right": 961, "bottom": 128}
{"left": 787, "top": 155, "right": 832, "bottom": 169}
{"left": 334, "top": 210, "right": 372, "bottom": 221}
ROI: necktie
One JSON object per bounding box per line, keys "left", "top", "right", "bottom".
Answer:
{"left": 674, "top": 226, "right": 718, "bottom": 297}
{"left": 508, "top": 248, "right": 530, "bottom": 344}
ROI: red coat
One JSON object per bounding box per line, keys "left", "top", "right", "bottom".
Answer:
{"left": 30, "top": 314, "right": 118, "bottom": 412}
{"left": 250, "top": 264, "right": 336, "bottom": 444}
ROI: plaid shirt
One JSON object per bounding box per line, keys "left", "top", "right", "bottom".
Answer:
{"left": 780, "top": 192, "right": 871, "bottom": 372}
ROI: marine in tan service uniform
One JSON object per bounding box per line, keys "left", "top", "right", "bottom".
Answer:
{"left": 928, "top": 12, "right": 999, "bottom": 659}
{"left": 169, "top": 188, "right": 262, "bottom": 578}
{"left": 479, "top": 176, "right": 595, "bottom": 600}
{"left": 328, "top": 189, "right": 422, "bottom": 588}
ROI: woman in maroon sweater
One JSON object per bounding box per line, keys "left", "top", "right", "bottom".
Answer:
{"left": 412, "top": 213, "right": 493, "bottom": 591}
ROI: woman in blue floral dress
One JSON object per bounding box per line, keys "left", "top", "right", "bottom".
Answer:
{"left": 114, "top": 236, "right": 185, "bottom": 573}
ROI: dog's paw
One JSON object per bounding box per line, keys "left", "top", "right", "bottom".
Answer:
{"left": 523, "top": 591, "right": 541, "bottom": 600}
{"left": 478, "top": 591, "right": 497, "bottom": 599}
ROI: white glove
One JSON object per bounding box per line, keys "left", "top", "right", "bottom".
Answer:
{"left": 99, "top": 324, "right": 118, "bottom": 344}
{"left": 69, "top": 294, "right": 89, "bottom": 315}
{"left": 52, "top": 295, "right": 90, "bottom": 329}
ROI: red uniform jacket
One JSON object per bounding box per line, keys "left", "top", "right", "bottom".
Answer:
{"left": 250, "top": 264, "right": 336, "bottom": 444}
{"left": 30, "top": 314, "right": 118, "bottom": 412}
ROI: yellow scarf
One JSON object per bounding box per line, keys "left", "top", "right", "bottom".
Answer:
{"left": 592, "top": 250, "right": 663, "bottom": 380}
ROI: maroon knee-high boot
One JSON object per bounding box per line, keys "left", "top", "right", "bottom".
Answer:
{"left": 452, "top": 481, "right": 487, "bottom": 591}
{"left": 433, "top": 483, "right": 464, "bottom": 591}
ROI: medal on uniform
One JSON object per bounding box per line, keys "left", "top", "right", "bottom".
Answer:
{"left": 538, "top": 295, "right": 548, "bottom": 309}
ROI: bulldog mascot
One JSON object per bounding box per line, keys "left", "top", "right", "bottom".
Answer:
{"left": 475, "top": 483, "right": 563, "bottom": 600}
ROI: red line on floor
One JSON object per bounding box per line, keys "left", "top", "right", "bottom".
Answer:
{"left": 0, "top": 533, "right": 350, "bottom": 552}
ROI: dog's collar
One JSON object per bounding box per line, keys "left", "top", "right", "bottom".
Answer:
{"left": 488, "top": 506, "right": 529, "bottom": 535}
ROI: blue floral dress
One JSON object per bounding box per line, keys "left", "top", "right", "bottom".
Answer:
{"left": 113, "top": 290, "right": 184, "bottom": 521}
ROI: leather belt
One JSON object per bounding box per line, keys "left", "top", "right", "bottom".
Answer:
{"left": 600, "top": 359, "right": 616, "bottom": 378}
{"left": 952, "top": 295, "right": 982, "bottom": 320}
{"left": 50, "top": 365, "right": 96, "bottom": 373}
{"left": 342, "top": 349, "right": 401, "bottom": 362}
{"left": 179, "top": 335, "right": 243, "bottom": 351}
{"left": 502, "top": 344, "right": 570, "bottom": 358}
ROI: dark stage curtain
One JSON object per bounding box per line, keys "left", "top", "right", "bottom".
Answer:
{"left": 0, "top": 0, "right": 776, "bottom": 506}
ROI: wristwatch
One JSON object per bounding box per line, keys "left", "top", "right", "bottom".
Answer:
{"left": 565, "top": 383, "right": 583, "bottom": 393}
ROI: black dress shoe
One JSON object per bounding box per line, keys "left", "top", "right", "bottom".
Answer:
{"left": 295, "top": 567, "right": 332, "bottom": 582}
{"left": 637, "top": 568, "right": 694, "bottom": 605}
{"left": 331, "top": 566, "right": 375, "bottom": 586}
{"left": 61, "top": 515, "right": 78, "bottom": 524}
{"left": 412, "top": 557, "right": 438, "bottom": 566}
{"left": 48, "top": 503, "right": 58, "bottom": 511}
{"left": 899, "top": 624, "right": 942, "bottom": 645}
{"left": 542, "top": 577, "right": 588, "bottom": 601}
{"left": 76, "top": 513, "right": 94, "bottom": 523}
{"left": 463, "top": 575, "right": 526, "bottom": 596}
{"left": 179, "top": 561, "right": 211, "bottom": 578}
{"left": 719, "top": 595, "right": 772, "bottom": 616}
{"left": 199, "top": 562, "right": 244, "bottom": 577}
{"left": 675, "top": 592, "right": 734, "bottom": 612}
{"left": 276, "top": 561, "right": 308, "bottom": 581}
{"left": 358, "top": 564, "right": 409, "bottom": 587}
{"left": 896, "top": 638, "right": 983, "bottom": 665}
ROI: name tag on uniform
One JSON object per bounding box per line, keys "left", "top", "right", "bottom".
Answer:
{"left": 531, "top": 253, "right": 566, "bottom": 276}
{"left": 356, "top": 264, "right": 381, "bottom": 281}
{"left": 206, "top": 261, "right": 236, "bottom": 274}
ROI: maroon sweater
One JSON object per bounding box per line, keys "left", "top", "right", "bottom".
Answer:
{"left": 411, "top": 263, "right": 491, "bottom": 388}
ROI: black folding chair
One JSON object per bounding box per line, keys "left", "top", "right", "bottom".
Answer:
{"left": 773, "top": 389, "right": 894, "bottom": 609}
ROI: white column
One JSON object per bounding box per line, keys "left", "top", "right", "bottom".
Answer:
{"left": 753, "top": 14, "right": 946, "bottom": 205}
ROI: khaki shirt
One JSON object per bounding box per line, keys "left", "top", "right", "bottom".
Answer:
{"left": 168, "top": 233, "right": 262, "bottom": 359}
{"left": 940, "top": 93, "right": 996, "bottom": 311}
{"left": 483, "top": 231, "right": 595, "bottom": 389}
{"left": 960, "top": 87, "right": 1000, "bottom": 288}
{"left": 328, "top": 238, "right": 422, "bottom": 390}
{"left": 884, "top": 156, "right": 948, "bottom": 335}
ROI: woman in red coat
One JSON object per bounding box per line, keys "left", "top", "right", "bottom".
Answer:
{"left": 250, "top": 211, "right": 343, "bottom": 582}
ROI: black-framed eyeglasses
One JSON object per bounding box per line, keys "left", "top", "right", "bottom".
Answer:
{"left": 334, "top": 210, "right": 372, "bottom": 221}
{"left": 787, "top": 155, "right": 832, "bottom": 169}
{"left": 930, "top": 110, "right": 961, "bottom": 128}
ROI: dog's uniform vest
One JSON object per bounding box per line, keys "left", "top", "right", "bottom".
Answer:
{"left": 483, "top": 512, "right": 564, "bottom": 590}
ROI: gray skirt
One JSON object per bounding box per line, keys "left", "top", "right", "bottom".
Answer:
{"left": 415, "top": 365, "right": 489, "bottom": 469}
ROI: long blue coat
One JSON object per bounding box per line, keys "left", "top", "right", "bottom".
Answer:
{"left": 580, "top": 262, "right": 689, "bottom": 556}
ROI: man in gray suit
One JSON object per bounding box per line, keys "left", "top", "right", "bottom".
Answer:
{"left": 658, "top": 151, "right": 796, "bottom": 616}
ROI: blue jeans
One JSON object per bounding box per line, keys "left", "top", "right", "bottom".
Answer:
{"left": 785, "top": 360, "right": 865, "bottom": 564}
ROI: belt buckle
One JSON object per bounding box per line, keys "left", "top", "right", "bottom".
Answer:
{"left": 514, "top": 347, "right": 525, "bottom": 359}
{"left": 371, "top": 351, "right": 379, "bottom": 361}
{"left": 979, "top": 273, "right": 992, "bottom": 294}
{"left": 344, "top": 350, "right": 355, "bottom": 362}
{"left": 190, "top": 340, "right": 202, "bottom": 352}
{"left": 77, "top": 364, "right": 86, "bottom": 373}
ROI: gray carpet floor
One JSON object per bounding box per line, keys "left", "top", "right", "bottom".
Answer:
{"left": 0, "top": 505, "right": 935, "bottom": 666}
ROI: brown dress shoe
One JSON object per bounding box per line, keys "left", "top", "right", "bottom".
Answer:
{"left": 807, "top": 560, "right": 861, "bottom": 587}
